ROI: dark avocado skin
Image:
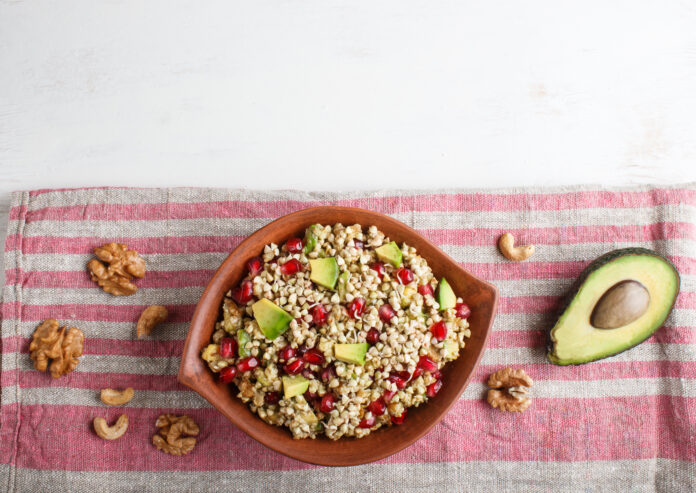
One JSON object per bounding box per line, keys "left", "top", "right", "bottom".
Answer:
{"left": 546, "top": 247, "right": 681, "bottom": 365}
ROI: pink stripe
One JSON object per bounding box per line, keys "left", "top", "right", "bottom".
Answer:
{"left": 4, "top": 234, "right": 244, "bottom": 254}
{"left": 2, "top": 396, "right": 694, "bottom": 470}
{"left": 464, "top": 255, "right": 696, "bottom": 279}
{"left": 1, "top": 302, "right": 196, "bottom": 323}
{"left": 486, "top": 326, "right": 696, "bottom": 348}
{"left": 14, "top": 188, "right": 696, "bottom": 222}
{"left": 7, "top": 223, "right": 695, "bottom": 257}
{"left": 421, "top": 222, "right": 696, "bottom": 246}
{"left": 2, "top": 336, "right": 183, "bottom": 358}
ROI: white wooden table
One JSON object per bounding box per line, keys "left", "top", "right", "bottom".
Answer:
{"left": 2, "top": 0, "right": 696, "bottom": 285}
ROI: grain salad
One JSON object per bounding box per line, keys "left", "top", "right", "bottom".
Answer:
{"left": 201, "top": 223, "right": 471, "bottom": 440}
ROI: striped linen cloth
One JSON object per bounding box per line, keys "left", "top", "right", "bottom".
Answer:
{"left": 1, "top": 185, "right": 695, "bottom": 493}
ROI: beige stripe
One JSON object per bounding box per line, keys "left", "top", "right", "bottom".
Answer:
{"left": 0, "top": 458, "right": 693, "bottom": 492}
{"left": 13, "top": 238, "right": 696, "bottom": 272}
{"left": 3, "top": 308, "right": 693, "bottom": 343}
{"left": 9, "top": 203, "right": 696, "bottom": 239}
{"left": 4, "top": 343, "right": 695, "bottom": 378}
{"left": 23, "top": 183, "right": 695, "bottom": 209}
{"left": 5, "top": 377, "right": 696, "bottom": 407}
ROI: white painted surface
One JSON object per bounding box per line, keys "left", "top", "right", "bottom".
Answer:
{"left": 2, "top": 0, "right": 696, "bottom": 283}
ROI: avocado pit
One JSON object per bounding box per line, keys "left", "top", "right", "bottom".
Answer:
{"left": 590, "top": 280, "right": 650, "bottom": 330}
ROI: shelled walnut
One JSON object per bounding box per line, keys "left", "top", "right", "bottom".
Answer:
{"left": 152, "top": 414, "right": 200, "bottom": 456}
{"left": 29, "top": 319, "right": 84, "bottom": 378}
{"left": 487, "top": 367, "right": 533, "bottom": 412}
{"left": 87, "top": 242, "right": 146, "bottom": 296}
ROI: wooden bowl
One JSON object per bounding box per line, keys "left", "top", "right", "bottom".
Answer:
{"left": 178, "top": 206, "right": 498, "bottom": 466}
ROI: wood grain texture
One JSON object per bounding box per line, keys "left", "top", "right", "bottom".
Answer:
{"left": 1, "top": 0, "right": 696, "bottom": 285}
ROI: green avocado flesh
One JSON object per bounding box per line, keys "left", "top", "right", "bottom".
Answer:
{"left": 236, "top": 329, "right": 250, "bottom": 357}
{"left": 309, "top": 257, "right": 339, "bottom": 289}
{"left": 252, "top": 298, "right": 293, "bottom": 340}
{"left": 303, "top": 225, "right": 318, "bottom": 254}
{"left": 334, "top": 343, "right": 368, "bottom": 365}
{"left": 375, "top": 241, "right": 403, "bottom": 268}
{"left": 282, "top": 375, "right": 309, "bottom": 399}
{"left": 437, "top": 278, "right": 456, "bottom": 311}
{"left": 548, "top": 248, "right": 680, "bottom": 365}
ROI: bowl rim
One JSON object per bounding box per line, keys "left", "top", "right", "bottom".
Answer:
{"left": 178, "top": 205, "right": 498, "bottom": 466}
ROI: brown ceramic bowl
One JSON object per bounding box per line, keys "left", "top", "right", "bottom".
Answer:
{"left": 178, "top": 206, "right": 497, "bottom": 466}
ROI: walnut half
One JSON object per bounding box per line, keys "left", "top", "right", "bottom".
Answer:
{"left": 152, "top": 414, "right": 200, "bottom": 456}
{"left": 487, "top": 367, "right": 533, "bottom": 412}
{"left": 29, "top": 319, "right": 84, "bottom": 378}
{"left": 88, "top": 242, "right": 145, "bottom": 296}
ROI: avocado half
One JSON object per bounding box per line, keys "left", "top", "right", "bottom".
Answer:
{"left": 547, "top": 248, "right": 680, "bottom": 365}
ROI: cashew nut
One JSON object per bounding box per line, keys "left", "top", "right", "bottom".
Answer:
{"left": 93, "top": 414, "right": 129, "bottom": 440}
{"left": 100, "top": 387, "right": 134, "bottom": 406}
{"left": 498, "top": 233, "right": 535, "bottom": 262}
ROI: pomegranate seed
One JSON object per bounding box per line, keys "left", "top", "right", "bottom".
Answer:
{"left": 455, "top": 302, "right": 471, "bottom": 319}
{"left": 283, "top": 358, "right": 305, "bottom": 375}
{"left": 219, "top": 366, "right": 237, "bottom": 384}
{"left": 303, "top": 348, "right": 325, "bottom": 365}
{"left": 236, "top": 356, "right": 259, "bottom": 373}
{"left": 358, "top": 415, "right": 376, "bottom": 429}
{"left": 230, "top": 280, "right": 253, "bottom": 305}
{"left": 246, "top": 256, "right": 264, "bottom": 277}
{"left": 279, "top": 345, "right": 296, "bottom": 363}
{"left": 265, "top": 391, "right": 280, "bottom": 404}
{"left": 320, "top": 364, "right": 336, "bottom": 382}
{"left": 302, "top": 368, "right": 318, "bottom": 380}
{"left": 383, "top": 390, "right": 396, "bottom": 403}
{"left": 391, "top": 408, "right": 408, "bottom": 425}
{"left": 427, "top": 380, "right": 442, "bottom": 397}
{"left": 378, "top": 304, "right": 396, "bottom": 324}
{"left": 280, "top": 258, "right": 302, "bottom": 276}
{"left": 285, "top": 237, "right": 304, "bottom": 253}
{"left": 311, "top": 304, "right": 329, "bottom": 326}
{"left": 368, "top": 398, "right": 386, "bottom": 416}
{"left": 388, "top": 373, "right": 407, "bottom": 390}
{"left": 417, "top": 355, "right": 438, "bottom": 373}
{"left": 319, "top": 394, "right": 336, "bottom": 413}
{"left": 370, "top": 262, "right": 386, "bottom": 280}
{"left": 348, "top": 297, "right": 366, "bottom": 319}
{"left": 417, "top": 284, "right": 434, "bottom": 297}
{"left": 219, "top": 337, "right": 237, "bottom": 359}
{"left": 366, "top": 328, "right": 380, "bottom": 345}
{"left": 353, "top": 240, "right": 364, "bottom": 249}
{"left": 396, "top": 370, "right": 412, "bottom": 382}
{"left": 395, "top": 267, "right": 414, "bottom": 285}
{"left": 412, "top": 368, "right": 424, "bottom": 379}
{"left": 430, "top": 321, "right": 447, "bottom": 341}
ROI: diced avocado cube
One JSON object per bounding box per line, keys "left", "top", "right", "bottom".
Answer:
{"left": 337, "top": 271, "right": 350, "bottom": 300}
{"left": 303, "top": 224, "right": 318, "bottom": 254}
{"left": 309, "top": 257, "right": 339, "bottom": 289}
{"left": 237, "top": 329, "right": 251, "bottom": 357}
{"left": 375, "top": 241, "right": 402, "bottom": 268}
{"left": 252, "top": 298, "right": 293, "bottom": 340}
{"left": 282, "top": 375, "right": 309, "bottom": 399}
{"left": 334, "top": 343, "right": 368, "bottom": 366}
{"left": 300, "top": 408, "right": 318, "bottom": 425}
{"left": 443, "top": 340, "right": 459, "bottom": 359}
{"left": 437, "top": 278, "right": 456, "bottom": 311}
